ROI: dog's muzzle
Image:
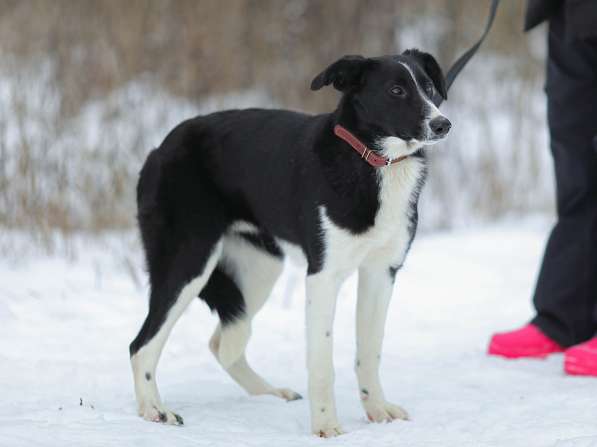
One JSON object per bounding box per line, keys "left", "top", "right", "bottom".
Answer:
{"left": 429, "top": 116, "right": 451, "bottom": 138}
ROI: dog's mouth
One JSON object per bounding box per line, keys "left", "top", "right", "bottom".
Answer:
{"left": 404, "top": 136, "right": 444, "bottom": 150}
{"left": 376, "top": 126, "right": 449, "bottom": 159}
{"left": 420, "top": 123, "right": 451, "bottom": 146}
{"left": 405, "top": 139, "right": 424, "bottom": 149}
{"left": 424, "top": 133, "right": 449, "bottom": 145}
{"left": 396, "top": 129, "right": 449, "bottom": 150}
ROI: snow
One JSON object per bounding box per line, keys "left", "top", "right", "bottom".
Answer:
{"left": 1, "top": 221, "right": 597, "bottom": 447}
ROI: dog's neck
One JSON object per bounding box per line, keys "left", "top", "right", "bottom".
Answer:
{"left": 333, "top": 125, "right": 408, "bottom": 167}
{"left": 333, "top": 97, "right": 379, "bottom": 150}
{"left": 332, "top": 97, "right": 425, "bottom": 162}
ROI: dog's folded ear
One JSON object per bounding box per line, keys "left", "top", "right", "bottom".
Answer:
{"left": 402, "top": 49, "right": 447, "bottom": 100}
{"left": 310, "top": 55, "right": 371, "bottom": 92}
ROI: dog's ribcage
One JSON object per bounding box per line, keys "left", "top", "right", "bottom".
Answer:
{"left": 228, "top": 157, "right": 426, "bottom": 274}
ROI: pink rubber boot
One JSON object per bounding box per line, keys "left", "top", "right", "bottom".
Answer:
{"left": 488, "top": 323, "right": 564, "bottom": 359}
{"left": 565, "top": 337, "right": 597, "bottom": 376}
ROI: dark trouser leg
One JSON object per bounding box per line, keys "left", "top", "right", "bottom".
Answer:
{"left": 531, "top": 11, "right": 597, "bottom": 347}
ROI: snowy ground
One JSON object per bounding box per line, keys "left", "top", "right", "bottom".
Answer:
{"left": 1, "top": 221, "right": 597, "bottom": 447}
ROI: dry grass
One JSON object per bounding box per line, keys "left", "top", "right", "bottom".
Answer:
{"left": 0, "top": 0, "right": 553, "bottom": 251}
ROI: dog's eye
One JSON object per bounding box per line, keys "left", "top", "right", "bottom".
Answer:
{"left": 389, "top": 85, "right": 406, "bottom": 97}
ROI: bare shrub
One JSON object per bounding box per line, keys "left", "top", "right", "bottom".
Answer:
{"left": 0, "top": 0, "right": 553, "bottom": 250}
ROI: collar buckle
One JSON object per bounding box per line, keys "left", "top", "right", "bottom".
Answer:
{"left": 334, "top": 124, "right": 407, "bottom": 168}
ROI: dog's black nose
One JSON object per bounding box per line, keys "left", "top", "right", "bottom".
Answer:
{"left": 429, "top": 117, "right": 451, "bottom": 137}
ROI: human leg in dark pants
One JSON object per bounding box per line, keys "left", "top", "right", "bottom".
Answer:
{"left": 531, "top": 10, "right": 597, "bottom": 348}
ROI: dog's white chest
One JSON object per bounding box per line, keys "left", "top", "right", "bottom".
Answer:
{"left": 320, "top": 157, "right": 425, "bottom": 272}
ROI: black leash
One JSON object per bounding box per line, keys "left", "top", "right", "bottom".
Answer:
{"left": 433, "top": 0, "right": 501, "bottom": 106}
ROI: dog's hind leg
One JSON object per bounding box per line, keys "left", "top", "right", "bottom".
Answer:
{"left": 204, "top": 234, "right": 301, "bottom": 401}
{"left": 129, "top": 237, "right": 223, "bottom": 425}
{"left": 208, "top": 327, "right": 302, "bottom": 401}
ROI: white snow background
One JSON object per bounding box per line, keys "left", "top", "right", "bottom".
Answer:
{"left": 1, "top": 220, "right": 597, "bottom": 447}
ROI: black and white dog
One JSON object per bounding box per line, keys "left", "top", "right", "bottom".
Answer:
{"left": 129, "top": 49, "right": 450, "bottom": 437}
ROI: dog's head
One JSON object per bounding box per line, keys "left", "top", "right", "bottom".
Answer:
{"left": 311, "top": 49, "right": 450, "bottom": 158}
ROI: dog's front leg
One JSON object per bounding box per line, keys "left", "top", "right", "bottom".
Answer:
{"left": 305, "top": 271, "right": 343, "bottom": 438}
{"left": 356, "top": 266, "right": 409, "bottom": 423}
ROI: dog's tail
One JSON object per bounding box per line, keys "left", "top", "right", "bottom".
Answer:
{"left": 136, "top": 148, "right": 162, "bottom": 220}
{"left": 135, "top": 148, "right": 168, "bottom": 288}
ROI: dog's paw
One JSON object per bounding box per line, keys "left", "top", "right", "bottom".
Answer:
{"left": 364, "top": 400, "right": 409, "bottom": 423}
{"left": 139, "top": 403, "right": 184, "bottom": 426}
{"left": 270, "top": 387, "right": 303, "bottom": 402}
{"left": 313, "top": 424, "right": 344, "bottom": 438}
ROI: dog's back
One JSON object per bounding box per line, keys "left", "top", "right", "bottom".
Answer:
{"left": 136, "top": 108, "right": 328, "bottom": 248}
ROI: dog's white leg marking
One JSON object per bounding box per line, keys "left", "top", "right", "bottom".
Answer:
{"left": 306, "top": 271, "right": 344, "bottom": 438}
{"left": 216, "top": 319, "right": 251, "bottom": 370}
{"left": 211, "top": 235, "right": 302, "bottom": 400}
{"left": 356, "top": 266, "right": 408, "bottom": 423}
{"left": 131, "top": 241, "right": 222, "bottom": 425}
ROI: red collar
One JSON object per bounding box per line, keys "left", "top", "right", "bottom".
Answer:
{"left": 333, "top": 124, "right": 407, "bottom": 168}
